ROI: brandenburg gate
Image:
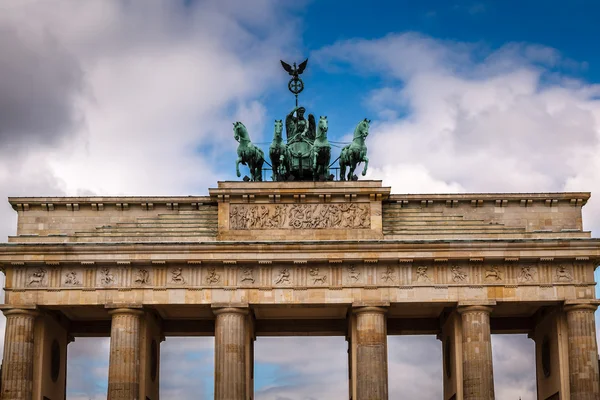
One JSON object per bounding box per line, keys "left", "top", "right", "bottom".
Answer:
{"left": 0, "top": 181, "right": 599, "bottom": 399}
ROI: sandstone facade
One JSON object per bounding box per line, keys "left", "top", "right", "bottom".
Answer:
{"left": 0, "top": 180, "right": 598, "bottom": 399}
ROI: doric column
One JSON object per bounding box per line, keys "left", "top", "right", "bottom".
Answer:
{"left": 1, "top": 308, "right": 38, "bottom": 400}
{"left": 353, "top": 306, "right": 388, "bottom": 400}
{"left": 214, "top": 307, "right": 250, "bottom": 400}
{"left": 564, "top": 303, "right": 600, "bottom": 400}
{"left": 458, "top": 305, "right": 495, "bottom": 400}
{"left": 107, "top": 308, "right": 144, "bottom": 400}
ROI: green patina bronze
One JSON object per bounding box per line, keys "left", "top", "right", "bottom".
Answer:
{"left": 233, "top": 121, "right": 264, "bottom": 182}
{"left": 233, "top": 59, "right": 369, "bottom": 181}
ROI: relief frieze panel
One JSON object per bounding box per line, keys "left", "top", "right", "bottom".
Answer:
{"left": 229, "top": 203, "right": 371, "bottom": 230}
{"left": 8, "top": 261, "right": 596, "bottom": 291}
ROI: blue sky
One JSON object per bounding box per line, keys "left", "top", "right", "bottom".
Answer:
{"left": 1, "top": 0, "right": 600, "bottom": 399}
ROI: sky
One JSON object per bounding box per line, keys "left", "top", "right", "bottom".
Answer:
{"left": 1, "top": 0, "right": 600, "bottom": 399}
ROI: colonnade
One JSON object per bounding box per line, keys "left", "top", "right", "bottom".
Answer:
{"left": 1, "top": 304, "right": 599, "bottom": 400}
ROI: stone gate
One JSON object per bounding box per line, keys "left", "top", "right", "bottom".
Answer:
{"left": 0, "top": 180, "right": 599, "bottom": 399}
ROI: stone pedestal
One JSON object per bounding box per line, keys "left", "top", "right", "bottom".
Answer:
{"left": 564, "top": 303, "right": 600, "bottom": 400}
{"left": 458, "top": 305, "right": 495, "bottom": 400}
{"left": 352, "top": 306, "right": 388, "bottom": 400}
{"left": 107, "top": 308, "right": 144, "bottom": 400}
{"left": 214, "top": 307, "right": 251, "bottom": 400}
{"left": 1, "top": 309, "right": 38, "bottom": 400}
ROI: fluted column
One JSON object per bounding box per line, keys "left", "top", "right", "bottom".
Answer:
{"left": 458, "top": 305, "right": 495, "bottom": 400}
{"left": 107, "top": 308, "right": 143, "bottom": 400}
{"left": 354, "top": 306, "right": 388, "bottom": 400}
{"left": 1, "top": 309, "right": 38, "bottom": 400}
{"left": 214, "top": 307, "right": 249, "bottom": 400}
{"left": 565, "top": 303, "right": 600, "bottom": 400}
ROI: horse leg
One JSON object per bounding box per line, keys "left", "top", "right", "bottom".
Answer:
{"left": 236, "top": 157, "right": 242, "bottom": 177}
{"left": 349, "top": 163, "right": 356, "bottom": 180}
{"left": 362, "top": 156, "right": 369, "bottom": 176}
{"left": 339, "top": 160, "right": 346, "bottom": 181}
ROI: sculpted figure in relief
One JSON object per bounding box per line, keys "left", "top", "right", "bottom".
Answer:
{"left": 241, "top": 267, "right": 255, "bottom": 284}
{"left": 28, "top": 268, "right": 46, "bottom": 286}
{"left": 64, "top": 271, "right": 80, "bottom": 285}
{"left": 275, "top": 268, "right": 291, "bottom": 284}
{"left": 309, "top": 267, "right": 327, "bottom": 284}
{"left": 451, "top": 266, "right": 467, "bottom": 283}
{"left": 171, "top": 268, "right": 185, "bottom": 284}
{"left": 485, "top": 266, "right": 503, "bottom": 281}
{"left": 381, "top": 266, "right": 395, "bottom": 282}
{"left": 135, "top": 269, "right": 150, "bottom": 285}
{"left": 556, "top": 265, "right": 572, "bottom": 282}
{"left": 347, "top": 265, "right": 361, "bottom": 283}
{"left": 416, "top": 266, "right": 430, "bottom": 282}
{"left": 519, "top": 266, "right": 536, "bottom": 282}
{"left": 100, "top": 268, "right": 114, "bottom": 285}
{"left": 206, "top": 268, "right": 221, "bottom": 284}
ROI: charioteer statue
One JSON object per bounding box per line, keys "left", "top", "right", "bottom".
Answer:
{"left": 232, "top": 58, "right": 369, "bottom": 181}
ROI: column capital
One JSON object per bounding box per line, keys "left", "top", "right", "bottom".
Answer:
{"left": 352, "top": 306, "right": 388, "bottom": 315}
{"left": 1, "top": 307, "right": 39, "bottom": 318}
{"left": 564, "top": 303, "right": 599, "bottom": 313}
{"left": 213, "top": 307, "right": 250, "bottom": 316}
{"left": 107, "top": 307, "right": 144, "bottom": 317}
{"left": 457, "top": 305, "right": 494, "bottom": 314}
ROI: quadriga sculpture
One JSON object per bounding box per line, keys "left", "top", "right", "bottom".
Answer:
{"left": 340, "top": 118, "right": 370, "bottom": 181}
{"left": 312, "top": 116, "right": 331, "bottom": 180}
{"left": 269, "top": 119, "right": 290, "bottom": 181}
{"left": 233, "top": 121, "right": 264, "bottom": 182}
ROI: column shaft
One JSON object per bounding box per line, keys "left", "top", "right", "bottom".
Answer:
{"left": 354, "top": 306, "right": 388, "bottom": 400}
{"left": 214, "top": 307, "right": 249, "bottom": 400}
{"left": 565, "top": 304, "right": 600, "bottom": 400}
{"left": 107, "top": 308, "right": 143, "bottom": 400}
{"left": 1, "top": 309, "right": 38, "bottom": 400}
{"left": 458, "top": 305, "right": 495, "bottom": 400}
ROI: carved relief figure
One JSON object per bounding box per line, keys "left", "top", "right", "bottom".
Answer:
{"left": 451, "top": 266, "right": 467, "bottom": 283}
{"left": 100, "top": 268, "right": 114, "bottom": 285}
{"left": 519, "top": 266, "right": 536, "bottom": 282}
{"left": 274, "top": 268, "right": 291, "bottom": 284}
{"left": 229, "top": 203, "right": 370, "bottom": 230}
{"left": 241, "top": 267, "right": 255, "bottom": 284}
{"left": 206, "top": 268, "right": 221, "bottom": 284}
{"left": 135, "top": 269, "right": 150, "bottom": 285}
{"left": 27, "top": 268, "right": 46, "bottom": 286}
{"left": 309, "top": 267, "right": 327, "bottom": 284}
{"left": 171, "top": 268, "right": 185, "bottom": 284}
{"left": 556, "top": 265, "right": 572, "bottom": 282}
{"left": 416, "top": 266, "right": 430, "bottom": 282}
{"left": 347, "top": 265, "right": 361, "bottom": 283}
{"left": 381, "top": 266, "right": 395, "bottom": 282}
{"left": 64, "top": 271, "right": 80, "bottom": 285}
{"left": 485, "top": 266, "right": 503, "bottom": 281}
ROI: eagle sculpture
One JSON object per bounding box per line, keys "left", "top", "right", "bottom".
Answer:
{"left": 280, "top": 59, "right": 308, "bottom": 79}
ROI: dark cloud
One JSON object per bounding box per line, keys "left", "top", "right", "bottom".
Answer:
{"left": 0, "top": 26, "right": 83, "bottom": 152}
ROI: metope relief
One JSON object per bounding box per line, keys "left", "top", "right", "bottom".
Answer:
{"left": 555, "top": 265, "right": 573, "bottom": 282}
{"left": 519, "top": 265, "right": 537, "bottom": 283}
{"left": 415, "top": 266, "right": 431, "bottom": 283}
{"left": 380, "top": 266, "right": 395, "bottom": 283}
{"left": 64, "top": 271, "right": 80, "bottom": 286}
{"left": 240, "top": 267, "right": 255, "bottom": 284}
{"left": 27, "top": 268, "right": 47, "bottom": 287}
{"left": 274, "top": 268, "right": 291, "bottom": 285}
{"left": 206, "top": 268, "right": 221, "bottom": 284}
{"left": 309, "top": 267, "right": 327, "bottom": 284}
{"left": 135, "top": 269, "right": 150, "bottom": 285}
{"left": 451, "top": 266, "right": 467, "bottom": 283}
{"left": 229, "top": 203, "right": 370, "bottom": 230}
{"left": 100, "top": 268, "right": 115, "bottom": 285}
{"left": 346, "top": 265, "right": 361, "bottom": 284}
{"left": 485, "top": 266, "right": 503, "bottom": 281}
{"left": 171, "top": 268, "right": 185, "bottom": 284}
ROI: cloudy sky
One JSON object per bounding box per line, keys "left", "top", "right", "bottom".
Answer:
{"left": 1, "top": 0, "right": 600, "bottom": 399}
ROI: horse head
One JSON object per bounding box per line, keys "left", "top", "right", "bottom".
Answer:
{"left": 233, "top": 121, "right": 248, "bottom": 143}
{"left": 273, "top": 119, "right": 283, "bottom": 141}
{"left": 317, "top": 116, "right": 328, "bottom": 139}
{"left": 353, "top": 118, "right": 370, "bottom": 140}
